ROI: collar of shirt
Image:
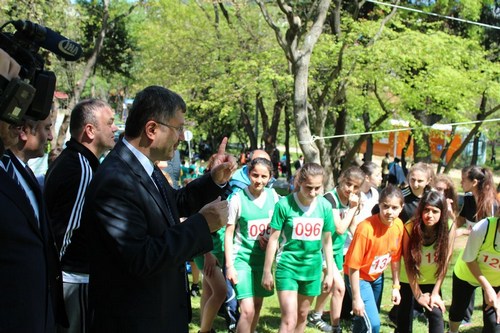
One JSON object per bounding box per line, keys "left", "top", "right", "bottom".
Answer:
{"left": 12, "top": 154, "right": 27, "bottom": 168}
{"left": 122, "top": 138, "right": 154, "bottom": 176}
{"left": 11, "top": 153, "right": 40, "bottom": 222}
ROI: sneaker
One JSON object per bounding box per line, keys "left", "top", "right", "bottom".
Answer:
{"left": 190, "top": 283, "right": 201, "bottom": 297}
{"left": 461, "top": 320, "right": 473, "bottom": 327}
{"left": 332, "top": 326, "right": 342, "bottom": 333}
{"left": 307, "top": 312, "right": 333, "bottom": 332}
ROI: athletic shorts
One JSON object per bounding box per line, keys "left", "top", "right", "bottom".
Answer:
{"left": 323, "top": 252, "right": 344, "bottom": 271}
{"left": 275, "top": 276, "right": 321, "bottom": 296}
{"left": 193, "top": 252, "right": 224, "bottom": 271}
{"left": 233, "top": 268, "right": 274, "bottom": 299}
{"left": 333, "top": 253, "right": 344, "bottom": 271}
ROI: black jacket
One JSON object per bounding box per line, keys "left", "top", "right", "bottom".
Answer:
{"left": 44, "top": 138, "right": 100, "bottom": 274}
{"left": 82, "top": 140, "right": 226, "bottom": 333}
{"left": 0, "top": 154, "right": 67, "bottom": 332}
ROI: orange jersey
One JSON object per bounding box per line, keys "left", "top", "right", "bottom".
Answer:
{"left": 344, "top": 214, "right": 403, "bottom": 281}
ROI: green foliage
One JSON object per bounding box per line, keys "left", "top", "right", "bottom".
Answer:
{"left": 3, "top": 0, "right": 498, "bottom": 164}
{"left": 127, "top": 0, "right": 291, "bottom": 147}
{"left": 76, "top": 0, "right": 136, "bottom": 78}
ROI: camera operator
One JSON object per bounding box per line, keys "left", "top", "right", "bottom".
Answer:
{"left": 0, "top": 48, "right": 20, "bottom": 153}
{"left": 0, "top": 47, "right": 67, "bottom": 333}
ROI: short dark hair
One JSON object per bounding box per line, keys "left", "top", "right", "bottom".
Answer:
{"left": 70, "top": 99, "right": 110, "bottom": 138}
{"left": 379, "top": 185, "right": 404, "bottom": 205}
{"left": 248, "top": 157, "right": 273, "bottom": 175}
{"left": 125, "top": 86, "right": 186, "bottom": 138}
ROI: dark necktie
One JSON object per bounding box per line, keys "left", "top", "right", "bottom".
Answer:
{"left": 24, "top": 164, "right": 39, "bottom": 185}
{"left": 151, "top": 166, "right": 176, "bottom": 224}
{"left": 151, "top": 166, "right": 189, "bottom": 296}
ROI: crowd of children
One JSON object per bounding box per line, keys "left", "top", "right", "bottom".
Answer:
{"left": 181, "top": 155, "right": 499, "bottom": 333}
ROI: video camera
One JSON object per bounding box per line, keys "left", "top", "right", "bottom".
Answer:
{"left": 0, "top": 20, "right": 83, "bottom": 125}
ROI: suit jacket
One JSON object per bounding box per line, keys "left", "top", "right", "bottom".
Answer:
{"left": 83, "top": 140, "right": 226, "bottom": 333}
{"left": 0, "top": 153, "right": 67, "bottom": 332}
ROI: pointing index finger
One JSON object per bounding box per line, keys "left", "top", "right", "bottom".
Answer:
{"left": 217, "top": 137, "right": 228, "bottom": 155}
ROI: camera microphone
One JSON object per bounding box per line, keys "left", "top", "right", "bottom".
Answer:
{"left": 12, "top": 20, "right": 83, "bottom": 61}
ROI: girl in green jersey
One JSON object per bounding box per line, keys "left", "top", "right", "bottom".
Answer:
{"left": 262, "top": 163, "right": 338, "bottom": 333}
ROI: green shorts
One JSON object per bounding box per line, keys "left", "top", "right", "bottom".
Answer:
{"left": 193, "top": 252, "right": 224, "bottom": 271}
{"left": 333, "top": 253, "right": 344, "bottom": 271}
{"left": 275, "top": 276, "right": 321, "bottom": 297}
{"left": 322, "top": 252, "right": 344, "bottom": 272}
{"left": 233, "top": 268, "right": 274, "bottom": 299}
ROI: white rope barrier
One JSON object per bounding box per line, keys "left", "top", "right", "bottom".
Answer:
{"left": 366, "top": 0, "right": 500, "bottom": 30}
{"left": 298, "top": 118, "right": 500, "bottom": 144}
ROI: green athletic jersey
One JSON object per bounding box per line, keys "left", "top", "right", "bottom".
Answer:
{"left": 233, "top": 188, "right": 279, "bottom": 270}
{"left": 324, "top": 188, "right": 349, "bottom": 255}
{"left": 270, "top": 193, "right": 335, "bottom": 281}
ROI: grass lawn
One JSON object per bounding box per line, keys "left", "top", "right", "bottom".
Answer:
{"left": 188, "top": 235, "right": 486, "bottom": 332}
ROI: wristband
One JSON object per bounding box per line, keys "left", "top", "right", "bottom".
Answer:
{"left": 392, "top": 284, "right": 401, "bottom": 290}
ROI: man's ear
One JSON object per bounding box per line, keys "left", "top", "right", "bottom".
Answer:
{"left": 144, "top": 121, "right": 158, "bottom": 141}
{"left": 83, "top": 123, "right": 95, "bottom": 140}
{"left": 18, "top": 124, "right": 31, "bottom": 142}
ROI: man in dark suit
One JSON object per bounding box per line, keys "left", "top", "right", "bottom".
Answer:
{"left": 0, "top": 48, "right": 67, "bottom": 332}
{"left": 82, "top": 86, "right": 236, "bottom": 333}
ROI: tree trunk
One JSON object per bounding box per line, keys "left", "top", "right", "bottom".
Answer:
{"left": 436, "top": 125, "right": 456, "bottom": 174}
{"left": 344, "top": 109, "right": 392, "bottom": 169}
{"left": 241, "top": 108, "right": 257, "bottom": 150}
{"left": 443, "top": 100, "right": 499, "bottom": 173}
{"left": 293, "top": 57, "right": 320, "bottom": 164}
{"left": 284, "top": 102, "right": 292, "bottom": 181}
{"left": 55, "top": 0, "right": 111, "bottom": 149}
{"left": 401, "top": 133, "right": 412, "bottom": 176}
{"left": 471, "top": 131, "right": 481, "bottom": 165}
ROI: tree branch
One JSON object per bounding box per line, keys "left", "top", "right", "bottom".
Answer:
{"left": 367, "top": 0, "right": 400, "bottom": 46}
{"left": 255, "top": 0, "right": 293, "bottom": 62}
{"left": 303, "top": 0, "right": 332, "bottom": 52}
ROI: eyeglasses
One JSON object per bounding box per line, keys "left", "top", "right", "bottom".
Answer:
{"left": 155, "top": 120, "right": 184, "bottom": 135}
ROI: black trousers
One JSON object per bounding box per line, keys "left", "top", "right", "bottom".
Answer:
{"left": 396, "top": 283, "right": 444, "bottom": 333}
{"left": 449, "top": 273, "right": 500, "bottom": 333}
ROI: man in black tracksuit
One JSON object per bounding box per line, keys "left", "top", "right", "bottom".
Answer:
{"left": 44, "top": 99, "right": 118, "bottom": 333}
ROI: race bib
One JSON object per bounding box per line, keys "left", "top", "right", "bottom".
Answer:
{"left": 247, "top": 218, "right": 271, "bottom": 240}
{"left": 479, "top": 252, "right": 500, "bottom": 271}
{"left": 292, "top": 217, "right": 323, "bottom": 241}
{"left": 369, "top": 253, "right": 391, "bottom": 275}
{"left": 421, "top": 247, "right": 437, "bottom": 266}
